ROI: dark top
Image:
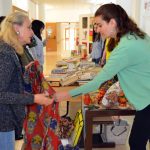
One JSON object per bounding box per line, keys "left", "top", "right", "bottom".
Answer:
{"left": 20, "top": 46, "right": 34, "bottom": 67}
{"left": 0, "top": 41, "right": 34, "bottom": 132}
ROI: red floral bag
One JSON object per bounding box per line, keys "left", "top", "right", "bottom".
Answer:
{"left": 23, "top": 61, "right": 63, "bottom": 150}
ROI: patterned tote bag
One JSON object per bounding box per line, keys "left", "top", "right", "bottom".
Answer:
{"left": 23, "top": 60, "right": 64, "bottom": 150}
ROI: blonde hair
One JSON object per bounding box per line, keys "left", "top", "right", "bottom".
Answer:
{"left": 0, "top": 12, "right": 28, "bottom": 55}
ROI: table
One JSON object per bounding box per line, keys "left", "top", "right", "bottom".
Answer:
{"left": 45, "top": 66, "right": 101, "bottom": 116}
{"left": 46, "top": 75, "right": 82, "bottom": 116}
{"left": 53, "top": 86, "right": 82, "bottom": 117}
{"left": 82, "top": 104, "right": 136, "bottom": 150}
{"left": 45, "top": 64, "right": 101, "bottom": 116}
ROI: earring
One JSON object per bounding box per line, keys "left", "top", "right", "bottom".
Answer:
{"left": 110, "top": 29, "right": 115, "bottom": 34}
{"left": 110, "top": 28, "right": 116, "bottom": 36}
{"left": 16, "top": 31, "right": 20, "bottom": 35}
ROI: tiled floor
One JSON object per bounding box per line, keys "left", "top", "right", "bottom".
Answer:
{"left": 15, "top": 52, "right": 150, "bottom": 150}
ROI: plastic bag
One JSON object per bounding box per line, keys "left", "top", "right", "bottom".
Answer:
{"left": 104, "top": 119, "right": 130, "bottom": 144}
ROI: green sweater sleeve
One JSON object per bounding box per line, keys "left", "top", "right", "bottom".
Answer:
{"left": 69, "top": 43, "right": 129, "bottom": 97}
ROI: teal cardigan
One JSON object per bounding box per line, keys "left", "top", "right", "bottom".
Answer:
{"left": 69, "top": 33, "right": 150, "bottom": 110}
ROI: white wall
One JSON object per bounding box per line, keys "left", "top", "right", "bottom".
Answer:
{"left": 116, "top": 0, "right": 132, "bottom": 16}
{"left": 0, "top": 0, "right": 12, "bottom": 15}
{"left": 139, "top": 0, "right": 150, "bottom": 35}
{"left": 116, "top": 0, "right": 141, "bottom": 26}
{"left": 38, "top": 3, "right": 45, "bottom": 22}
{"left": 131, "top": 0, "right": 141, "bottom": 25}
{"left": 112, "top": 0, "right": 150, "bottom": 35}
{"left": 0, "top": 0, "right": 37, "bottom": 19}
{"left": 45, "top": 8, "right": 91, "bottom": 22}
{"left": 12, "top": 0, "right": 37, "bottom": 20}
{"left": 28, "top": 0, "right": 37, "bottom": 20}
{"left": 12, "top": 0, "right": 28, "bottom": 11}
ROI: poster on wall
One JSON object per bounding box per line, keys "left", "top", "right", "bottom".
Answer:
{"left": 142, "top": 0, "right": 150, "bottom": 35}
{"left": 144, "top": 0, "right": 150, "bottom": 15}
{"left": 82, "top": 17, "right": 88, "bottom": 28}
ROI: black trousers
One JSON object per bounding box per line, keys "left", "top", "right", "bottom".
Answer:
{"left": 92, "top": 58, "right": 100, "bottom": 64}
{"left": 129, "top": 105, "right": 150, "bottom": 150}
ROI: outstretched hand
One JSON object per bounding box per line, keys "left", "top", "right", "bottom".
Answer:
{"left": 54, "top": 91, "right": 71, "bottom": 102}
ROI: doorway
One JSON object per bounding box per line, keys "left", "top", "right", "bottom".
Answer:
{"left": 57, "top": 22, "right": 79, "bottom": 57}
{"left": 45, "top": 23, "right": 57, "bottom": 51}
{"left": 46, "top": 22, "right": 79, "bottom": 56}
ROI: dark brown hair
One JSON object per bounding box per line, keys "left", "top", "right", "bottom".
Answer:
{"left": 32, "top": 20, "right": 45, "bottom": 40}
{"left": 107, "top": 38, "right": 116, "bottom": 52}
{"left": 95, "top": 3, "right": 145, "bottom": 51}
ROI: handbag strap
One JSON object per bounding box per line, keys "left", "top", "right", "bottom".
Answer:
{"left": 110, "top": 119, "right": 127, "bottom": 136}
{"left": 110, "top": 125, "right": 127, "bottom": 136}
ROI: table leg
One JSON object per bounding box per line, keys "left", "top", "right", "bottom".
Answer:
{"left": 61, "top": 101, "right": 69, "bottom": 117}
{"left": 85, "top": 113, "right": 93, "bottom": 150}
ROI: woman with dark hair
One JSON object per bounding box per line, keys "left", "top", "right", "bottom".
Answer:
{"left": 90, "top": 22, "right": 104, "bottom": 65}
{"left": 32, "top": 20, "right": 45, "bottom": 40}
{"left": 30, "top": 20, "right": 46, "bottom": 70}
{"left": 55, "top": 3, "right": 150, "bottom": 150}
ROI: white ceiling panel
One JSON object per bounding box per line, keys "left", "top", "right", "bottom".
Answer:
{"left": 36, "top": 0, "right": 116, "bottom": 10}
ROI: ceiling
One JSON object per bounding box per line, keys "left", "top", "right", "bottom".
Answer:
{"left": 34, "top": 0, "right": 116, "bottom": 22}
{"left": 36, "top": 0, "right": 116, "bottom": 10}
{"left": 37, "top": 0, "right": 103, "bottom": 5}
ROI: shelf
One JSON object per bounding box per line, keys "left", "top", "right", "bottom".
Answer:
{"left": 79, "top": 14, "right": 94, "bottom": 55}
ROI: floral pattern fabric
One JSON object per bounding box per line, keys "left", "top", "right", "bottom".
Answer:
{"left": 23, "top": 60, "right": 64, "bottom": 150}
{"left": 95, "top": 78, "right": 117, "bottom": 104}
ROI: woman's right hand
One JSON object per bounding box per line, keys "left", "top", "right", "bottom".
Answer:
{"left": 34, "top": 94, "right": 54, "bottom": 106}
{"left": 54, "top": 91, "right": 71, "bottom": 102}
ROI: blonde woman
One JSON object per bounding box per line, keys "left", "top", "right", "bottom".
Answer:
{"left": 0, "top": 12, "right": 53, "bottom": 150}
